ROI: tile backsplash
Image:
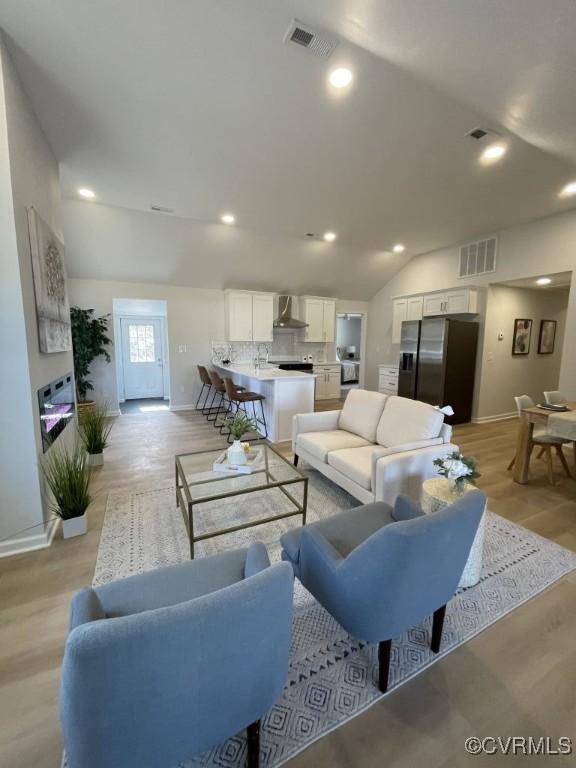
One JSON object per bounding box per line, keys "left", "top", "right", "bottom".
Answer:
{"left": 212, "top": 332, "right": 335, "bottom": 363}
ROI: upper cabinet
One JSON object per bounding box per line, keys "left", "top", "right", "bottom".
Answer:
{"left": 392, "top": 298, "right": 408, "bottom": 345}
{"left": 300, "top": 297, "right": 336, "bottom": 342}
{"left": 392, "top": 289, "right": 478, "bottom": 344}
{"left": 422, "top": 288, "right": 478, "bottom": 317}
{"left": 225, "top": 291, "right": 274, "bottom": 342}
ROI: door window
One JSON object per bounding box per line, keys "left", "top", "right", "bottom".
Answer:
{"left": 128, "top": 324, "right": 156, "bottom": 363}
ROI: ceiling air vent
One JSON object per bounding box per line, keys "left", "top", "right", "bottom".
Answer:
{"left": 285, "top": 20, "right": 339, "bottom": 59}
{"left": 150, "top": 204, "right": 174, "bottom": 214}
{"left": 459, "top": 236, "right": 497, "bottom": 278}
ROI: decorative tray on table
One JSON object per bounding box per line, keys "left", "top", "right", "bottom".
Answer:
{"left": 212, "top": 447, "right": 264, "bottom": 475}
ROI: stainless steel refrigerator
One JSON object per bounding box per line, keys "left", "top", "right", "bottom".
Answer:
{"left": 398, "top": 318, "right": 479, "bottom": 424}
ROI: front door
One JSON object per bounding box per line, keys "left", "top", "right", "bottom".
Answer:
{"left": 120, "top": 318, "right": 165, "bottom": 400}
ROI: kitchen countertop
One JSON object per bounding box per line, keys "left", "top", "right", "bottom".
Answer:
{"left": 214, "top": 362, "right": 316, "bottom": 381}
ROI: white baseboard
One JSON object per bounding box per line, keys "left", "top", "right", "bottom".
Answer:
{"left": 0, "top": 516, "right": 59, "bottom": 559}
{"left": 106, "top": 409, "right": 121, "bottom": 417}
{"left": 169, "top": 403, "right": 197, "bottom": 412}
{"left": 471, "top": 411, "right": 516, "bottom": 424}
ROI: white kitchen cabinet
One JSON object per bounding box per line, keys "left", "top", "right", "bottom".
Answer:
{"left": 251, "top": 293, "right": 274, "bottom": 341}
{"left": 300, "top": 297, "right": 336, "bottom": 343}
{"left": 392, "top": 299, "right": 407, "bottom": 345}
{"left": 314, "top": 364, "right": 341, "bottom": 400}
{"left": 422, "top": 288, "right": 478, "bottom": 317}
{"left": 378, "top": 364, "right": 399, "bottom": 396}
{"left": 406, "top": 295, "right": 424, "bottom": 321}
{"left": 225, "top": 291, "right": 274, "bottom": 342}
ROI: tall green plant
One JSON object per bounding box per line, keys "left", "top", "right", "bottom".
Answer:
{"left": 70, "top": 307, "right": 112, "bottom": 401}
{"left": 79, "top": 402, "right": 113, "bottom": 454}
{"left": 42, "top": 446, "right": 92, "bottom": 520}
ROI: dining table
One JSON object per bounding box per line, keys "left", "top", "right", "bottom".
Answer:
{"left": 513, "top": 402, "right": 576, "bottom": 484}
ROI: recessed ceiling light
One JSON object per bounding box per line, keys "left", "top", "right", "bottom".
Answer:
{"left": 78, "top": 188, "right": 96, "bottom": 199}
{"left": 559, "top": 181, "right": 576, "bottom": 198}
{"left": 323, "top": 231, "right": 337, "bottom": 242}
{"left": 536, "top": 277, "right": 552, "bottom": 285}
{"left": 220, "top": 213, "right": 235, "bottom": 225}
{"left": 329, "top": 68, "right": 353, "bottom": 88}
{"left": 480, "top": 143, "right": 507, "bottom": 162}
{"left": 393, "top": 243, "right": 405, "bottom": 253}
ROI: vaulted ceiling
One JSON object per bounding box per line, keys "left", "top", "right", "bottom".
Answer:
{"left": 1, "top": 0, "right": 575, "bottom": 298}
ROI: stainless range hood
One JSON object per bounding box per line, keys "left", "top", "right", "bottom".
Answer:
{"left": 273, "top": 295, "right": 308, "bottom": 329}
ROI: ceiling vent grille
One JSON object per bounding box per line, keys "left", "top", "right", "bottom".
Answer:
{"left": 459, "top": 236, "right": 497, "bottom": 278}
{"left": 150, "top": 204, "right": 174, "bottom": 214}
{"left": 285, "top": 20, "right": 339, "bottom": 59}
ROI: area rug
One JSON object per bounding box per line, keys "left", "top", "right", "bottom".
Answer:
{"left": 94, "top": 468, "right": 576, "bottom": 768}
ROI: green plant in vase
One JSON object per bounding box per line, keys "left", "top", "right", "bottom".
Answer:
{"left": 79, "top": 402, "right": 113, "bottom": 466}
{"left": 224, "top": 411, "right": 258, "bottom": 466}
{"left": 42, "top": 445, "right": 92, "bottom": 538}
{"left": 433, "top": 451, "right": 480, "bottom": 495}
{"left": 70, "top": 307, "right": 112, "bottom": 409}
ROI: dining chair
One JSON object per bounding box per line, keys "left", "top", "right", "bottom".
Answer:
{"left": 543, "top": 390, "right": 568, "bottom": 406}
{"left": 508, "top": 395, "right": 571, "bottom": 484}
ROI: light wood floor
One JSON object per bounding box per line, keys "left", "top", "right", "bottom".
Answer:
{"left": 1, "top": 407, "right": 576, "bottom": 768}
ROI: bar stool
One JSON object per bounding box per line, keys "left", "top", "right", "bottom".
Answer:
{"left": 223, "top": 377, "right": 268, "bottom": 442}
{"left": 196, "top": 366, "right": 214, "bottom": 414}
{"left": 206, "top": 370, "right": 231, "bottom": 425}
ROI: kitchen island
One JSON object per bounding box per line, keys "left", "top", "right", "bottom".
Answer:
{"left": 213, "top": 362, "right": 315, "bottom": 442}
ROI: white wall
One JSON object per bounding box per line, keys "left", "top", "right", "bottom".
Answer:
{"left": 367, "top": 208, "right": 576, "bottom": 415}
{"left": 476, "top": 286, "right": 567, "bottom": 419}
{"left": 68, "top": 279, "right": 225, "bottom": 410}
{"left": 0, "top": 37, "right": 73, "bottom": 554}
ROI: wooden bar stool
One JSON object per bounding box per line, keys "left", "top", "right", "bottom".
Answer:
{"left": 223, "top": 377, "right": 268, "bottom": 442}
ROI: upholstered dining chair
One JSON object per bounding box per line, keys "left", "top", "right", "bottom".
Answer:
{"left": 543, "top": 390, "right": 568, "bottom": 406}
{"left": 507, "top": 395, "right": 571, "bottom": 484}
{"left": 280, "top": 491, "right": 486, "bottom": 693}
{"left": 60, "top": 544, "right": 293, "bottom": 768}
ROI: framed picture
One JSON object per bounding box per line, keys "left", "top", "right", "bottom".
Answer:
{"left": 27, "top": 207, "right": 72, "bottom": 353}
{"left": 538, "top": 320, "right": 557, "bottom": 355}
{"left": 512, "top": 318, "right": 532, "bottom": 355}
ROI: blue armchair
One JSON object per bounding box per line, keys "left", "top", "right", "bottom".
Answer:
{"left": 280, "top": 491, "right": 485, "bottom": 692}
{"left": 60, "top": 543, "right": 293, "bottom": 768}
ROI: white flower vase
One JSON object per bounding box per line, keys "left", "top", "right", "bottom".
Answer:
{"left": 227, "top": 440, "right": 247, "bottom": 466}
{"left": 62, "top": 513, "right": 88, "bottom": 539}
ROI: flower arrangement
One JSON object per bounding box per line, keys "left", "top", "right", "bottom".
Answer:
{"left": 433, "top": 451, "right": 480, "bottom": 494}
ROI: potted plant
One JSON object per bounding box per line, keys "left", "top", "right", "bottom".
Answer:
{"left": 79, "top": 402, "right": 113, "bottom": 466}
{"left": 433, "top": 451, "right": 481, "bottom": 495}
{"left": 223, "top": 411, "right": 258, "bottom": 466}
{"left": 42, "top": 446, "right": 92, "bottom": 538}
{"left": 70, "top": 307, "right": 112, "bottom": 413}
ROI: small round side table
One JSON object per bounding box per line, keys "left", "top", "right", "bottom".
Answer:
{"left": 421, "top": 478, "right": 486, "bottom": 588}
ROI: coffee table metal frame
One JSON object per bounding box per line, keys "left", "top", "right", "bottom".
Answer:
{"left": 175, "top": 443, "right": 308, "bottom": 558}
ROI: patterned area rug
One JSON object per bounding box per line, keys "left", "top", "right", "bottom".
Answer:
{"left": 94, "top": 467, "right": 576, "bottom": 768}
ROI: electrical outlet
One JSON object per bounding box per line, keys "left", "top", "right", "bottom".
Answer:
{"left": 178, "top": 344, "right": 186, "bottom": 353}
{"left": 487, "top": 351, "right": 494, "bottom": 362}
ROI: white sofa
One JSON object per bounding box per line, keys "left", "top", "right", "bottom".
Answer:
{"left": 292, "top": 389, "right": 458, "bottom": 506}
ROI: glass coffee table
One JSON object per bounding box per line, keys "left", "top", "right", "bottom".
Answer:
{"left": 175, "top": 444, "right": 308, "bottom": 558}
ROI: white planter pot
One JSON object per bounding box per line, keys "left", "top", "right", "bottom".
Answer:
{"left": 88, "top": 452, "right": 104, "bottom": 467}
{"left": 62, "top": 513, "right": 88, "bottom": 539}
{"left": 227, "top": 440, "right": 247, "bottom": 466}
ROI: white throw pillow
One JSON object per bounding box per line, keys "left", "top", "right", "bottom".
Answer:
{"left": 338, "top": 389, "right": 388, "bottom": 443}
{"left": 376, "top": 396, "right": 444, "bottom": 447}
